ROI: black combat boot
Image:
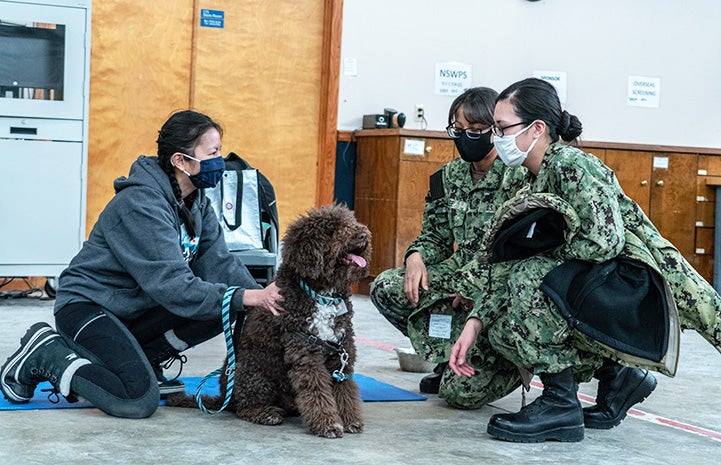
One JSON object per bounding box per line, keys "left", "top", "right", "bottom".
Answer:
{"left": 419, "top": 362, "right": 447, "bottom": 394}
{"left": 143, "top": 337, "right": 186, "bottom": 398}
{"left": 584, "top": 360, "right": 657, "bottom": 429}
{"left": 1, "top": 322, "right": 91, "bottom": 403}
{"left": 487, "top": 367, "right": 584, "bottom": 443}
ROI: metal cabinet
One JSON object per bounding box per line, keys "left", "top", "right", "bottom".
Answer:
{"left": 0, "top": 0, "right": 91, "bottom": 285}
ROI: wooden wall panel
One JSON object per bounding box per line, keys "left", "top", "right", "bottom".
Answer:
{"left": 87, "top": 1, "right": 194, "bottom": 231}
{"left": 192, "top": 0, "right": 324, "bottom": 233}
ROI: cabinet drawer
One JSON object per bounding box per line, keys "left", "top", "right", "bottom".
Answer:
{"left": 696, "top": 201, "right": 715, "bottom": 227}
{"left": 695, "top": 227, "right": 714, "bottom": 255}
{"left": 399, "top": 137, "right": 455, "bottom": 163}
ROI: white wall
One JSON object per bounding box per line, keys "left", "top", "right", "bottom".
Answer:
{"left": 339, "top": 0, "right": 721, "bottom": 149}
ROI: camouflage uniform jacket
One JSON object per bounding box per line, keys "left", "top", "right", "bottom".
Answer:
{"left": 465, "top": 143, "right": 695, "bottom": 375}
{"left": 406, "top": 158, "right": 525, "bottom": 269}
{"left": 403, "top": 157, "right": 526, "bottom": 360}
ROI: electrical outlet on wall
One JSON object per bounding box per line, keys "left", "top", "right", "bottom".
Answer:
{"left": 414, "top": 104, "right": 425, "bottom": 122}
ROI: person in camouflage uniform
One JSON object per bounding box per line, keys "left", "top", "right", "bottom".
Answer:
{"left": 370, "top": 87, "right": 527, "bottom": 408}
{"left": 451, "top": 78, "right": 721, "bottom": 443}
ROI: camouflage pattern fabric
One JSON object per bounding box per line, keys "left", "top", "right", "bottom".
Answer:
{"left": 370, "top": 158, "right": 526, "bottom": 407}
{"left": 404, "top": 158, "right": 526, "bottom": 268}
{"left": 487, "top": 255, "right": 604, "bottom": 382}
{"left": 437, "top": 328, "right": 522, "bottom": 409}
{"left": 371, "top": 264, "right": 522, "bottom": 408}
{"left": 482, "top": 143, "right": 721, "bottom": 378}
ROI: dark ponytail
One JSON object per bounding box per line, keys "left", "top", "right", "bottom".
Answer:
{"left": 497, "top": 78, "right": 582, "bottom": 143}
{"left": 156, "top": 110, "right": 223, "bottom": 237}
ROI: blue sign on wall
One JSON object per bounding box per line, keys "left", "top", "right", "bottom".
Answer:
{"left": 200, "top": 9, "right": 224, "bottom": 28}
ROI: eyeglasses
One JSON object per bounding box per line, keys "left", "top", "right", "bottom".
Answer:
{"left": 182, "top": 152, "right": 222, "bottom": 162}
{"left": 446, "top": 124, "right": 492, "bottom": 140}
{"left": 491, "top": 122, "right": 529, "bottom": 137}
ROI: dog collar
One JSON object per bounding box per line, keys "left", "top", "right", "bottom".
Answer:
{"left": 298, "top": 279, "right": 344, "bottom": 307}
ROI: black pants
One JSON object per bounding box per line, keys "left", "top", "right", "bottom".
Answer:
{"left": 54, "top": 302, "right": 232, "bottom": 418}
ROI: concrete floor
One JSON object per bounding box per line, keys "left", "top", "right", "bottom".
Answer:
{"left": 0, "top": 294, "right": 720, "bottom": 465}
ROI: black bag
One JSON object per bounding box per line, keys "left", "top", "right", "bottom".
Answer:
{"left": 488, "top": 207, "right": 566, "bottom": 263}
{"left": 540, "top": 257, "right": 670, "bottom": 363}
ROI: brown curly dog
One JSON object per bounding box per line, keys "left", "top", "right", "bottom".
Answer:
{"left": 168, "top": 204, "right": 371, "bottom": 438}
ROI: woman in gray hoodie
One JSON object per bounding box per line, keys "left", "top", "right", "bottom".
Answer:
{"left": 0, "top": 110, "right": 282, "bottom": 418}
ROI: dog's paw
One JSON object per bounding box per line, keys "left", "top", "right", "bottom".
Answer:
{"left": 259, "top": 412, "right": 284, "bottom": 426}
{"left": 240, "top": 406, "right": 285, "bottom": 425}
{"left": 313, "top": 423, "right": 344, "bottom": 439}
{"left": 344, "top": 421, "right": 364, "bottom": 434}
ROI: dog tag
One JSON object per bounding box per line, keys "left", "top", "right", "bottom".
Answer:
{"left": 428, "top": 314, "right": 452, "bottom": 339}
{"left": 335, "top": 300, "right": 348, "bottom": 316}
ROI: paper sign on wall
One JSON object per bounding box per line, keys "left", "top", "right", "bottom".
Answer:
{"left": 435, "top": 62, "right": 472, "bottom": 96}
{"left": 533, "top": 70, "right": 567, "bottom": 104}
{"left": 344, "top": 57, "right": 358, "bottom": 77}
{"left": 628, "top": 76, "right": 661, "bottom": 108}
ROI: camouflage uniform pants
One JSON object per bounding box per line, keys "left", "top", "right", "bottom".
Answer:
{"left": 371, "top": 265, "right": 521, "bottom": 409}
{"left": 487, "top": 256, "right": 604, "bottom": 382}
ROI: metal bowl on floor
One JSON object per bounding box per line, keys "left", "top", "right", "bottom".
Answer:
{"left": 395, "top": 347, "right": 435, "bottom": 373}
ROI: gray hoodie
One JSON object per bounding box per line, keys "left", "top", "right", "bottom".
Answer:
{"left": 54, "top": 155, "right": 260, "bottom": 320}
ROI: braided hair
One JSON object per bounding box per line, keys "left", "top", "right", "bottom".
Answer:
{"left": 497, "top": 78, "right": 582, "bottom": 143}
{"left": 156, "top": 110, "right": 223, "bottom": 237}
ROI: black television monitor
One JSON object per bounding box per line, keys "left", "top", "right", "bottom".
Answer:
{"left": 0, "top": 22, "right": 65, "bottom": 96}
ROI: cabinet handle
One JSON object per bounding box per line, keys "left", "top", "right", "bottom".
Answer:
{"left": 425, "top": 145, "right": 432, "bottom": 153}
{"left": 656, "top": 180, "right": 664, "bottom": 187}
{"left": 640, "top": 180, "right": 648, "bottom": 186}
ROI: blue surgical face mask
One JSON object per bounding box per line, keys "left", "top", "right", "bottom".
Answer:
{"left": 180, "top": 153, "right": 225, "bottom": 189}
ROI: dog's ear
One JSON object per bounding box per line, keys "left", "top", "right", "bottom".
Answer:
{"left": 281, "top": 220, "right": 327, "bottom": 281}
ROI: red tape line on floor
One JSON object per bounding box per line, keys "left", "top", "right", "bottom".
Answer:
{"left": 354, "top": 336, "right": 721, "bottom": 443}
{"left": 530, "top": 379, "right": 721, "bottom": 443}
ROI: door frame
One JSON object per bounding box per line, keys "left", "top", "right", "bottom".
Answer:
{"left": 316, "top": 0, "right": 343, "bottom": 206}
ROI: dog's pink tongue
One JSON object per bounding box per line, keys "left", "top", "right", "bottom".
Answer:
{"left": 346, "top": 253, "right": 367, "bottom": 267}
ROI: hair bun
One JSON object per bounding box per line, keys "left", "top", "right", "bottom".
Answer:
{"left": 559, "top": 110, "right": 582, "bottom": 141}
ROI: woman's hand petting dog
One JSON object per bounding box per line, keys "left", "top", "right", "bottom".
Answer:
{"left": 243, "top": 282, "right": 284, "bottom": 316}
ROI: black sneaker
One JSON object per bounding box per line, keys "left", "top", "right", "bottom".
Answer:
{"left": 419, "top": 362, "right": 447, "bottom": 394}
{"left": 1, "top": 323, "right": 56, "bottom": 403}
{"left": 153, "top": 364, "right": 185, "bottom": 398}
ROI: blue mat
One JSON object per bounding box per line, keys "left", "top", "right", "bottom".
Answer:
{"left": 0, "top": 374, "right": 425, "bottom": 411}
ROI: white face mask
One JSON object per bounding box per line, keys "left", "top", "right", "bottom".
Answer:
{"left": 494, "top": 121, "right": 539, "bottom": 168}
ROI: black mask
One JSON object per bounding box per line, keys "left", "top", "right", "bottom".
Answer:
{"left": 454, "top": 131, "right": 494, "bottom": 163}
